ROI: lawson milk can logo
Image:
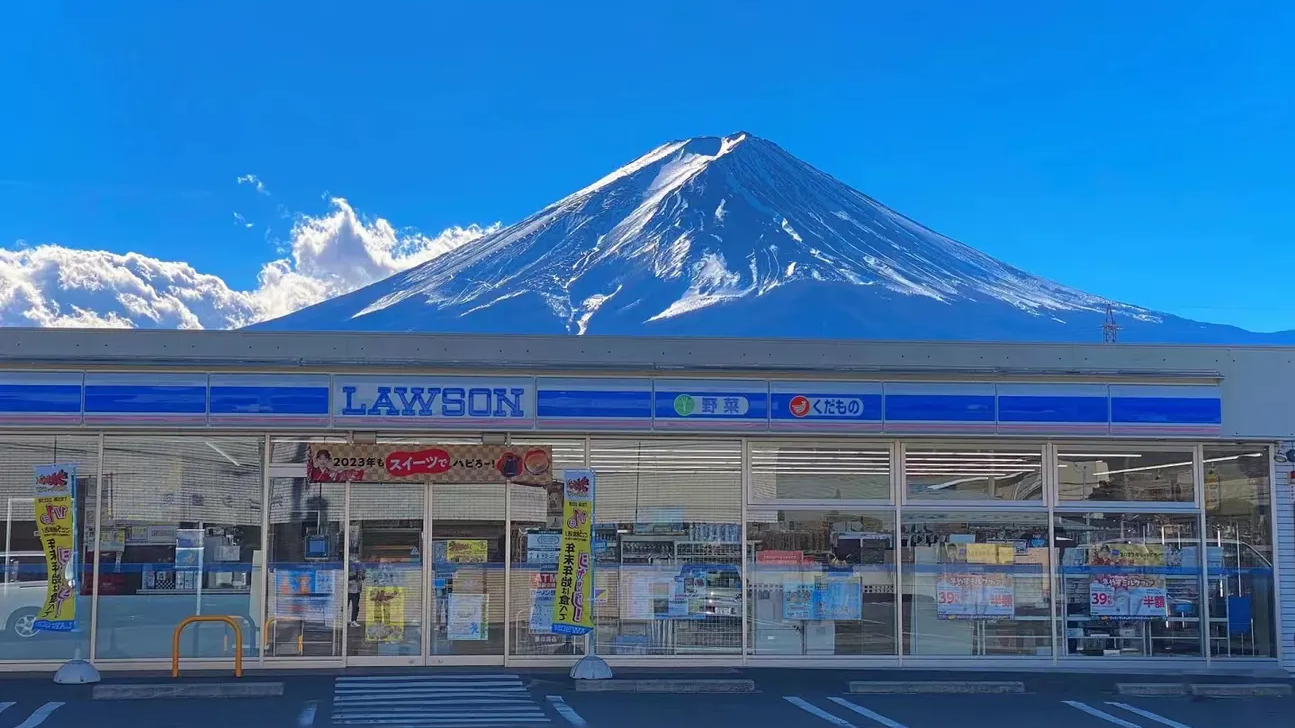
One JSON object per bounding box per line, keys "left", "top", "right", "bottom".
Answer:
{"left": 340, "top": 382, "right": 528, "bottom": 419}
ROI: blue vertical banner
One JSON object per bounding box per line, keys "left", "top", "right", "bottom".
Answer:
{"left": 551, "top": 468, "right": 595, "bottom": 635}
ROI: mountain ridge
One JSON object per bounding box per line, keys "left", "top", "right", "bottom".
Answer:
{"left": 257, "top": 132, "right": 1295, "bottom": 344}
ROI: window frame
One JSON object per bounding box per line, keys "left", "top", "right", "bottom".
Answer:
{"left": 1052, "top": 441, "right": 1202, "bottom": 512}
{"left": 745, "top": 438, "right": 897, "bottom": 508}
{"left": 899, "top": 440, "right": 1049, "bottom": 509}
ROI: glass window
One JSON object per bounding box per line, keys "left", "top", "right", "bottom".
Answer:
{"left": 749, "top": 443, "right": 890, "bottom": 501}
{"left": 901, "top": 512, "right": 1052, "bottom": 656}
{"left": 1057, "top": 449, "right": 1194, "bottom": 502}
{"left": 904, "top": 447, "right": 1043, "bottom": 501}
{"left": 96, "top": 436, "right": 264, "bottom": 660}
{"left": 0, "top": 435, "right": 98, "bottom": 661}
{"left": 1055, "top": 512, "right": 1201, "bottom": 657}
{"left": 509, "top": 439, "right": 585, "bottom": 657}
{"left": 588, "top": 439, "right": 742, "bottom": 656}
{"left": 1203, "top": 446, "right": 1275, "bottom": 658}
{"left": 266, "top": 478, "right": 344, "bottom": 658}
{"left": 748, "top": 510, "right": 896, "bottom": 655}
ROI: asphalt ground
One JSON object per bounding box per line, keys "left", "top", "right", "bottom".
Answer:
{"left": 0, "top": 667, "right": 1289, "bottom": 728}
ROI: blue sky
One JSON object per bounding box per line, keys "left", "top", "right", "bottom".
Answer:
{"left": 2, "top": 0, "right": 1293, "bottom": 330}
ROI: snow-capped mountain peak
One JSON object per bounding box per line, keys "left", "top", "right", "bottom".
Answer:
{"left": 258, "top": 132, "right": 1291, "bottom": 344}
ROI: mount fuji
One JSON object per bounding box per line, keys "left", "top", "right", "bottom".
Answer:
{"left": 258, "top": 132, "right": 1293, "bottom": 344}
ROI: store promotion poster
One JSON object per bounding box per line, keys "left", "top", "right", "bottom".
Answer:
{"left": 529, "top": 571, "right": 557, "bottom": 633}
{"left": 781, "top": 572, "right": 864, "bottom": 621}
{"left": 447, "top": 593, "right": 488, "bottom": 640}
{"left": 307, "top": 442, "right": 552, "bottom": 485}
{"left": 33, "top": 464, "right": 77, "bottom": 632}
{"left": 552, "top": 468, "right": 595, "bottom": 635}
{"left": 1089, "top": 575, "right": 1168, "bottom": 619}
{"left": 363, "top": 586, "right": 406, "bottom": 642}
{"left": 936, "top": 572, "right": 1015, "bottom": 620}
{"left": 445, "top": 540, "right": 488, "bottom": 564}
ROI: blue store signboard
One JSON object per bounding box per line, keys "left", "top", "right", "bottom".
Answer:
{"left": 770, "top": 381, "right": 883, "bottom": 432}
{"left": 653, "top": 379, "right": 769, "bottom": 431}
{"left": 333, "top": 375, "right": 536, "bottom": 429}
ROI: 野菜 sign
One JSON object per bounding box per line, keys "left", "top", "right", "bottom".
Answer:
{"left": 306, "top": 443, "right": 552, "bottom": 485}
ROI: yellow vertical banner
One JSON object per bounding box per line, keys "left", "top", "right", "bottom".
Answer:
{"left": 551, "top": 468, "right": 594, "bottom": 635}
{"left": 33, "top": 463, "right": 77, "bottom": 632}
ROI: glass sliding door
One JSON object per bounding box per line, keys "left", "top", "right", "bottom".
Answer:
{"left": 429, "top": 483, "right": 505, "bottom": 661}
{"left": 346, "top": 482, "right": 425, "bottom": 662}
{"left": 266, "top": 477, "right": 345, "bottom": 658}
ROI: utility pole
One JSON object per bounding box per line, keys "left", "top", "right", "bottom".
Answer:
{"left": 1102, "top": 304, "right": 1120, "bottom": 344}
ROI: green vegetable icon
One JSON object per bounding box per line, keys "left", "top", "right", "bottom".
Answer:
{"left": 673, "top": 394, "right": 696, "bottom": 417}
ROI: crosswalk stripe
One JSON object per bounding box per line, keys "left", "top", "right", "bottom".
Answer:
{"left": 330, "top": 673, "right": 549, "bottom": 726}
{"left": 546, "top": 696, "right": 587, "bottom": 728}
{"left": 14, "top": 703, "right": 64, "bottom": 728}
{"left": 1062, "top": 701, "right": 1143, "bottom": 728}
{"left": 337, "top": 674, "right": 520, "bottom": 682}
{"left": 784, "top": 696, "right": 857, "bottom": 728}
{"left": 331, "top": 715, "right": 549, "bottom": 720}
{"left": 334, "top": 683, "right": 525, "bottom": 689}
{"left": 1106, "top": 702, "right": 1196, "bottom": 728}
{"left": 827, "top": 697, "right": 910, "bottom": 728}
{"left": 335, "top": 711, "right": 547, "bottom": 718}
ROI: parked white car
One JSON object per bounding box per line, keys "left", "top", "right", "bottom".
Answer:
{"left": 2, "top": 552, "right": 48, "bottom": 640}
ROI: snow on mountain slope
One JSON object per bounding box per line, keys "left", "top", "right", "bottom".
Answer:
{"left": 258, "top": 133, "right": 1294, "bottom": 343}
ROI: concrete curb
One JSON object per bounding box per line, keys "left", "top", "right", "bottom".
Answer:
{"left": 1189, "top": 683, "right": 1293, "bottom": 698}
{"left": 575, "top": 679, "right": 755, "bottom": 693}
{"left": 848, "top": 681, "right": 1025, "bottom": 695}
{"left": 1115, "top": 683, "right": 1188, "bottom": 697}
{"left": 92, "top": 682, "right": 285, "bottom": 700}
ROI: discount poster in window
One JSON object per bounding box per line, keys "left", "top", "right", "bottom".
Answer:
{"left": 936, "top": 572, "right": 1015, "bottom": 620}
{"left": 1089, "top": 574, "right": 1168, "bottom": 620}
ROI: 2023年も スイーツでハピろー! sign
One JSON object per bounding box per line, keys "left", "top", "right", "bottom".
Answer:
{"left": 305, "top": 443, "right": 553, "bottom": 486}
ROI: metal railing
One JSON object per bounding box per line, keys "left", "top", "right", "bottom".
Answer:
{"left": 172, "top": 615, "right": 243, "bottom": 678}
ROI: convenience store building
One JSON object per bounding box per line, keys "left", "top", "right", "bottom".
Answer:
{"left": 0, "top": 328, "right": 1292, "bottom": 674}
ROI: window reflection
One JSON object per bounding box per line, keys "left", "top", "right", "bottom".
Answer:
{"left": 901, "top": 512, "right": 1052, "bottom": 656}
{"left": 589, "top": 439, "right": 742, "bottom": 656}
{"left": 1057, "top": 450, "right": 1194, "bottom": 502}
{"left": 1204, "top": 446, "right": 1275, "bottom": 657}
{"left": 750, "top": 444, "right": 890, "bottom": 501}
{"left": 748, "top": 510, "right": 896, "bottom": 655}
{"left": 905, "top": 448, "right": 1043, "bottom": 501}
{"left": 1055, "top": 512, "right": 1201, "bottom": 657}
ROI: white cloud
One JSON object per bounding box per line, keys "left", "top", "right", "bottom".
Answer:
{"left": 236, "top": 174, "right": 269, "bottom": 195}
{"left": 0, "top": 198, "right": 500, "bottom": 329}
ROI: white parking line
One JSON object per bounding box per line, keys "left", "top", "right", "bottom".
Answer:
{"left": 298, "top": 700, "right": 318, "bottom": 726}
{"left": 1062, "top": 701, "right": 1142, "bottom": 728}
{"left": 784, "top": 697, "right": 857, "bottom": 728}
{"left": 14, "top": 703, "right": 64, "bottom": 728}
{"left": 546, "top": 695, "right": 588, "bottom": 727}
{"left": 1106, "top": 702, "right": 1195, "bottom": 728}
{"left": 828, "top": 697, "right": 911, "bottom": 728}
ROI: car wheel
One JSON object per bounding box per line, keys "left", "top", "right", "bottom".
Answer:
{"left": 7, "top": 608, "right": 39, "bottom": 639}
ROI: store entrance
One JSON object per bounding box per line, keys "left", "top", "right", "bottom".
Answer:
{"left": 344, "top": 482, "right": 505, "bottom": 666}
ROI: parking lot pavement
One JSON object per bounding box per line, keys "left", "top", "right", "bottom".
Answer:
{"left": 554, "top": 692, "right": 1295, "bottom": 728}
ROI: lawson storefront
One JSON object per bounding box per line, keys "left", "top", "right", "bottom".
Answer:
{"left": 0, "top": 328, "right": 1291, "bottom": 673}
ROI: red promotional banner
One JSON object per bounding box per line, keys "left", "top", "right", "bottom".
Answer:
{"left": 307, "top": 443, "right": 553, "bottom": 485}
